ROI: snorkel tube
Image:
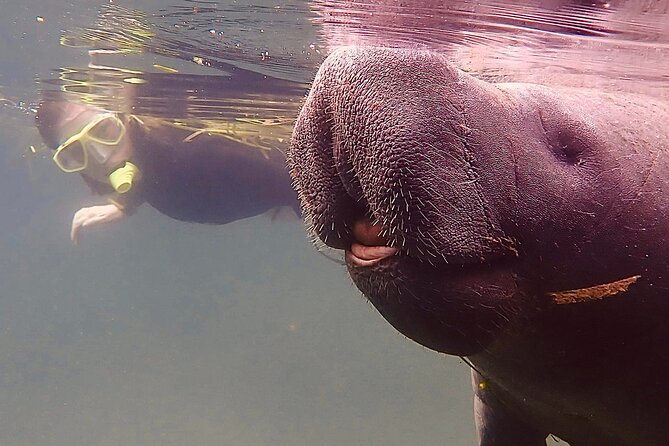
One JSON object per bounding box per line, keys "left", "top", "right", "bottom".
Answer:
{"left": 108, "top": 161, "right": 140, "bottom": 193}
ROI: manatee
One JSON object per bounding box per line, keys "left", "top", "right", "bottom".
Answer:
{"left": 288, "top": 47, "right": 669, "bottom": 445}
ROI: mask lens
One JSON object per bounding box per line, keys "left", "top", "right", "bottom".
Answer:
{"left": 54, "top": 140, "right": 87, "bottom": 172}
{"left": 87, "top": 115, "right": 124, "bottom": 144}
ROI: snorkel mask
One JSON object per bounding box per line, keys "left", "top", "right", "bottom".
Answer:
{"left": 51, "top": 112, "right": 140, "bottom": 193}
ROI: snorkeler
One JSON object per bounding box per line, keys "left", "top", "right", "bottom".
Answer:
{"left": 36, "top": 88, "right": 300, "bottom": 244}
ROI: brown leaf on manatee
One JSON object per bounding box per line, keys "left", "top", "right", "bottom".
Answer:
{"left": 548, "top": 275, "right": 641, "bottom": 305}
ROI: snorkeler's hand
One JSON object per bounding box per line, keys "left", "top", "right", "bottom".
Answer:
{"left": 70, "top": 204, "right": 126, "bottom": 245}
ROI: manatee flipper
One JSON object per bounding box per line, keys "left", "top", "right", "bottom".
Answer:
{"left": 473, "top": 371, "right": 548, "bottom": 446}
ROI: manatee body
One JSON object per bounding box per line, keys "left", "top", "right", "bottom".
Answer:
{"left": 288, "top": 47, "right": 669, "bottom": 445}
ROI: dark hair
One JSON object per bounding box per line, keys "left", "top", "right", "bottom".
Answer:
{"left": 35, "top": 94, "right": 73, "bottom": 150}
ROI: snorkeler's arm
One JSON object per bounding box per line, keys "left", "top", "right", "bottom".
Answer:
{"left": 70, "top": 190, "right": 145, "bottom": 245}
{"left": 106, "top": 188, "right": 145, "bottom": 216}
{"left": 70, "top": 203, "right": 126, "bottom": 245}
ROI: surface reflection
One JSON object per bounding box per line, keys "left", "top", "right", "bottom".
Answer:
{"left": 313, "top": 0, "right": 669, "bottom": 97}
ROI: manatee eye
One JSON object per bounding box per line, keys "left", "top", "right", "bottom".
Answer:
{"left": 539, "top": 108, "right": 593, "bottom": 166}
{"left": 554, "top": 130, "right": 589, "bottom": 166}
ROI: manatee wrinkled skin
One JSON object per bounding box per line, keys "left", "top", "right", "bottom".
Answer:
{"left": 288, "top": 47, "right": 669, "bottom": 445}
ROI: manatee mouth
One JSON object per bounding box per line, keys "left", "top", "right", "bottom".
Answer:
{"left": 346, "top": 219, "right": 398, "bottom": 268}
{"left": 320, "top": 182, "right": 508, "bottom": 274}
{"left": 314, "top": 172, "right": 523, "bottom": 356}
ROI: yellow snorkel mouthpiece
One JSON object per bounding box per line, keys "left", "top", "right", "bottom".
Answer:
{"left": 108, "top": 161, "right": 139, "bottom": 193}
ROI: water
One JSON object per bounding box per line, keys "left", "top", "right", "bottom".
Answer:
{"left": 1, "top": 1, "right": 668, "bottom": 445}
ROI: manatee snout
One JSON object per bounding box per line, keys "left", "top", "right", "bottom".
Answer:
{"left": 289, "top": 47, "right": 516, "bottom": 264}
{"left": 288, "top": 47, "right": 524, "bottom": 355}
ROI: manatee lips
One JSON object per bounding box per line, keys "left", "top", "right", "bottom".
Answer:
{"left": 347, "top": 219, "right": 398, "bottom": 267}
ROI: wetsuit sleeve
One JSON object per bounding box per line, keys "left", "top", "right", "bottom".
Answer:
{"left": 107, "top": 193, "right": 144, "bottom": 216}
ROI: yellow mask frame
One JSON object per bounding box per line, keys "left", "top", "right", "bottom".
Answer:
{"left": 52, "top": 113, "right": 126, "bottom": 173}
